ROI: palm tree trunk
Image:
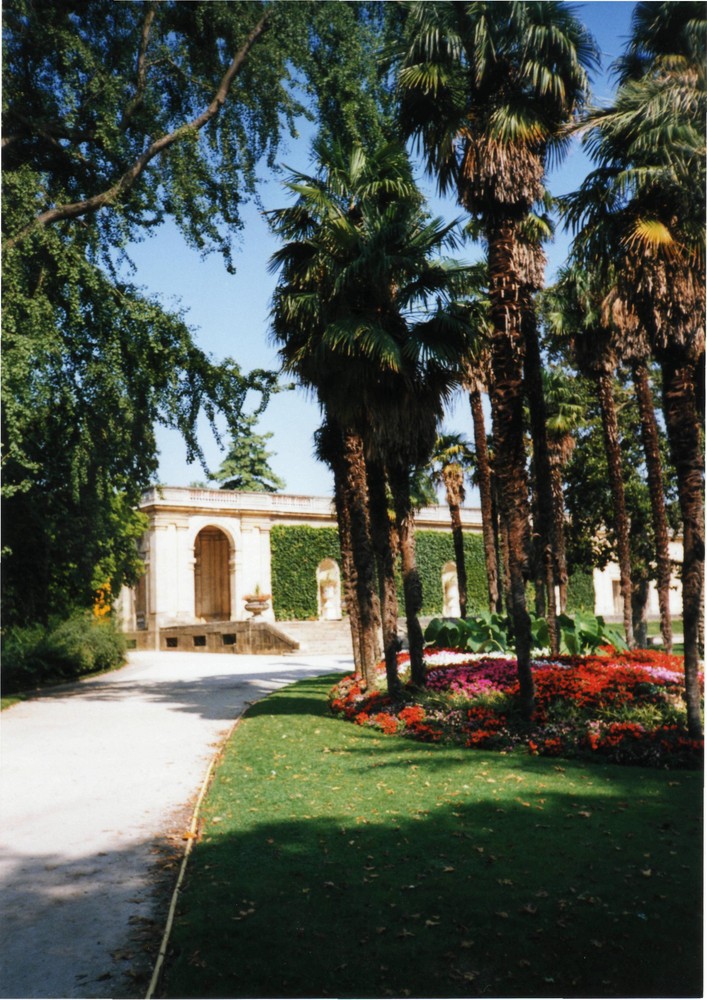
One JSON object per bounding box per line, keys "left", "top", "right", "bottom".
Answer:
{"left": 387, "top": 460, "right": 426, "bottom": 686}
{"left": 341, "top": 429, "right": 381, "bottom": 687}
{"left": 530, "top": 479, "right": 546, "bottom": 617}
{"left": 548, "top": 445, "right": 570, "bottom": 612}
{"left": 661, "top": 355, "right": 703, "bottom": 738}
{"left": 632, "top": 360, "right": 673, "bottom": 651}
{"left": 319, "top": 420, "right": 364, "bottom": 678}
{"left": 487, "top": 219, "right": 534, "bottom": 718}
{"left": 367, "top": 458, "right": 402, "bottom": 696}
{"left": 331, "top": 468, "right": 363, "bottom": 679}
{"left": 443, "top": 471, "right": 468, "bottom": 617}
{"left": 467, "top": 374, "right": 501, "bottom": 613}
{"left": 594, "top": 368, "right": 636, "bottom": 649}
{"left": 631, "top": 575, "right": 650, "bottom": 649}
{"left": 523, "top": 316, "right": 559, "bottom": 654}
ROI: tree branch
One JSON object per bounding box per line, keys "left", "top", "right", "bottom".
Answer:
{"left": 5, "top": 11, "right": 271, "bottom": 251}
{"left": 120, "top": 1, "right": 158, "bottom": 130}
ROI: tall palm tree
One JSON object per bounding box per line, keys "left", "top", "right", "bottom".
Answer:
{"left": 545, "top": 266, "right": 636, "bottom": 648}
{"left": 542, "top": 368, "right": 588, "bottom": 613}
{"left": 314, "top": 418, "right": 381, "bottom": 684}
{"left": 462, "top": 351, "right": 502, "bottom": 613}
{"left": 427, "top": 432, "right": 475, "bottom": 617}
{"left": 399, "top": 1, "right": 597, "bottom": 717}
{"left": 563, "top": 1, "right": 705, "bottom": 734}
{"left": 269, "top": 137, "right": 475, "bottom": 689}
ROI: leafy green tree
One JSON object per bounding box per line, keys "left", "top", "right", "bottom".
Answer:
{"left": 398, "top": 0, "right": 597, "bottom": 716}
{"left": 2, "top": 238, "right": 276, "bottom": 625}
{"left": 210, "top": 414, "right": 286, "bottom": 493}
{"left": 2, "top": 0, "right": 394, "bottom": 626}
{"left": 2, "top": 0, "right": 394, "bottom": 256}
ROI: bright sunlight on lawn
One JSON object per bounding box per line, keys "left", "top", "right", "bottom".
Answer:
{"left": 162, "top": 672, "right": 702, "bottom": 999}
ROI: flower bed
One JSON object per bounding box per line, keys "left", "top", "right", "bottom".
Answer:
{"left": 328, "top": 647, "right": 703, "bottom": 769}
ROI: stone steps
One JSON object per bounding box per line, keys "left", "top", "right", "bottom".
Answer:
{"left": 277, "top": 619, "right": 355, "bottom": 655}
{"left": 276, "top": 617, "right": 436, "bottom": 656}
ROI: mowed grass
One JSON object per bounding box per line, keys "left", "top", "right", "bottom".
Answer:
{"left": 163, "top": 674, "right": 703, "bottom": 999}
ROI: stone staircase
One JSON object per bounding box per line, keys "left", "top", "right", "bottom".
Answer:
{"left": 277, "top": 619, "right": 356, "bottom": 655}
{"left": 276, "top": 616, "right": 436, "bottom": 656}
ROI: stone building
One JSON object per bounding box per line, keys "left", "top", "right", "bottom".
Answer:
{"left": 119, "top": 486, "right": 483, "bottom": 649}
{"left": 120, "top": 485, "right": 683, "bottom": 651}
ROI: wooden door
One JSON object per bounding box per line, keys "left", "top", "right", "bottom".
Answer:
{"left": 195, "top": 528, "right": 231, "bottom": 621}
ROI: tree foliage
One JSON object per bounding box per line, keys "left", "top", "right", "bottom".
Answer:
{"left": 1, "top": 0, "right": 394, "bottom": 626}
{"left": 210, "top": 413, "right": 286, "bottom": 493}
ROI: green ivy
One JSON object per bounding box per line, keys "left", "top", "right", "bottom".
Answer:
{"left": 566, "top": 569, "right": 596, "bottom": 613}
{"left": 270, "top": 526, "right": 341, "bottom": 620}
{"left": 270, "top": 525, "right": 596, "bottom": 621}
{"left": 413, "top": 532, "right": 488, "bottom": 615}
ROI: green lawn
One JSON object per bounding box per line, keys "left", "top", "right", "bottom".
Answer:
{"left": 162, "top": 674, "right": 703, "bottom": 999}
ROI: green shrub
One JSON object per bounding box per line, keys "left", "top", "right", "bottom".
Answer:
{"left": 1, "top": 613, "right": 126, "bottom": 694}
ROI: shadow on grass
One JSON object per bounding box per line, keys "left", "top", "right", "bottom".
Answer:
{"left": 12, "top": 670, "right": 348, "bottom": 724}
{"left": 163, "top": 748, "right": 703, "bottom": 999}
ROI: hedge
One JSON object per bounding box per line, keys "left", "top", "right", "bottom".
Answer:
{"left": 1, "top": 612, "right": 127, "bottom": 694}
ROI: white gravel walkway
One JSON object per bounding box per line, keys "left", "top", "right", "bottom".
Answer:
{"left": 0, "top": 650, "right": 352, "bottom": 999}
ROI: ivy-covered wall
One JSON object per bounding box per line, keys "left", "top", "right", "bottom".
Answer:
{"left": 270, "top": 525, "right": 341, "bottom": 620}
{"left": 412, "top": 531, "right": 488, "bottom": 616}
{"left": 270, "top": 525, "right": 491, "bottom": 620}
{"left": 565, "top": 568, "right": 595, "bottom": 613}
{"left": 270, "top": 524, "right": 598, "bottom": 621}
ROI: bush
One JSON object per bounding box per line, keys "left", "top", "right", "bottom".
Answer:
{"left": 1, "top": 613, "right": 126, "bottom": 694}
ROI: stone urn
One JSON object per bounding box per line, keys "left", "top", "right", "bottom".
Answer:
{"left": 243, "top": 592, "right": 271, "bottom": 621}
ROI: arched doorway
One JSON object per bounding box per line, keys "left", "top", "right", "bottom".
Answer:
{"left": 194, "top": 527, "right": 231, "bottom": 621}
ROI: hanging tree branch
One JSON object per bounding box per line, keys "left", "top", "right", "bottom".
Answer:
{"left": 4, "top": 10, "right": 271, "bottom": 251}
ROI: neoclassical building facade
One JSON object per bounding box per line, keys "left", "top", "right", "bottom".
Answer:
{"left": 120, "top": 486, "right": 485, "bottom": 644}
{"left": 120, "top": 485, "right": 682, "bottom": 648}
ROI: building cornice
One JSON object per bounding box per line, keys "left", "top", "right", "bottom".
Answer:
{"left": 140, "top": 486, "right": 483, "bottom": 531}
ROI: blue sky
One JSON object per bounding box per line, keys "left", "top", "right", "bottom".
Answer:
{"left": 124, "top": 1, "right": 637, "bottom": 498}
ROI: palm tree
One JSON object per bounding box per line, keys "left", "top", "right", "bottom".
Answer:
{"left": 462, "top": 352, "right": 502, "bottom": 614}
{"left": 542, "top": 368, "right": 588, "bottom": 613}
{"left": 399, "top": 1, "right": 597, "bottom": 717}
{"left": 269, "top": 137, "right": 475, "bottom": 689}
{"left": 563, "top": 1, "right": 705, "bottom": 733}
{"left": 427, "top": 433, "right": 475, "bottom": 617}
{"left": 314, "top": 418, "right": 381, "bottom": 684}
{"left": 545, "top": 266, "right": 636, "bottom": 648}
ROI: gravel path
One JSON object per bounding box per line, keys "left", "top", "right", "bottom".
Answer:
{"left": 0, "top": 650, "right": 353, "bottom": 999}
